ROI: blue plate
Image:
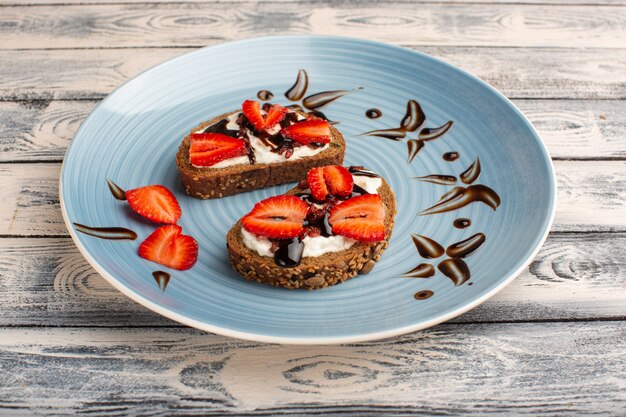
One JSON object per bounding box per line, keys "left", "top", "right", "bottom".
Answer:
{"left": 61, "top": 36, "right": 556, "bottom": 344}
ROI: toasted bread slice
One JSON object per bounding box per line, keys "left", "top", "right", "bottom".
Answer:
{"left": 226, "top": 172, "right": 396, "bottom": 290}
{"left": 176, "top": 111, "right": 346, "bottom": 199}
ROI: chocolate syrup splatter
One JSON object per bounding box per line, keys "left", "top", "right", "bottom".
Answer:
{"left": 366, "top": 108, "right": 382, "bottom": 119}
{"left": 420, "top": 121, "right": 454, "bottom": 141}
{"left": 74, "top": 223, "right": 137, "bottom": 240}
{"left": 415, "top": 175, "right": 457, "bottom": 186}
{"left": 446, "top": 233, "right": 485, "bottom": 258}
{"left": 453, "top": 218, "right": 471, "bottom": 229}
{"left": 275, "top": 237, "right": 304, "bottom": 268}
{"left": 348, "top": 166, "right": 380, "bottom": 178}
{"left": 106, "top": 179, "right": 126, "bottom": 200}
{"left": 411, "top": 234, "right": 445, "bottom": 259}
{"left": 420, "top": 185, "right": 501, "bottom": 216}
{"left": 153, "top": 271, "right": 170, "bottom": 292}
{"left": 257, "top": 90, "right": 273, "bottom": 101}
{"left": 285, "top": 69, "right": 309, "bottom": 101}
{"left": 460, "top": 158, "right": 481, "bottom": 184}
{"left": 438, "top": 258, "right": 471, "bottom": 286}
{"left": 362, "top": 100, "right": 425, "bottom": 140}
{"left": 407, "top": 139, "right": 424, "bottom": 163}
{"left": 414, "top": 290, "right": 434, "bottom": 300}
{"left": 302, "top": 88, "right": 362, "bottom": 110}
{"left": 403, "top": 263, "right": 435, "bottom": 278}
{"left": 360, "top": 99, "right": 453, "bottom": 162}
{"left": 443, "top": 151, "right": 459, "bottom": 162}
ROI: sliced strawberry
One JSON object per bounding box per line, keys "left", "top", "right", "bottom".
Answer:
{"left": 307, "top": 167, "right": 329, "bottom": 201}
{"left": 307, "top": 165, "right": 353, "bottom": 200}
{"left": 280, "top": 119, "right": 331, "bottom": 145}
{"left": 242, "top": 100, "right": 266, "bottom": 131}
{"left": 126, "top": 185, "right": 181, "bottom": 224}
{"left": 139, "top": 225, "right": 198, "bottom": 270}
{"left": 264, "top": 104, "right": 288, "bottom": 130}
{"left": 242, "top": 195, "right": 308, "bottom": 239}
{"left": 189, "top": 133, "right": 247, "bottom": 167}
{"left": 328, "top": 194, "right": 385, "bottom": 242}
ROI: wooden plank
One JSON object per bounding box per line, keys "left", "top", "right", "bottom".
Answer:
{"left": 3, "top": 0, "right": 626, "bottom": 5}
{"left": 2, "top": 99, "right": 625, "bottom": 162}
{"left": 1, "top": 3, "right": 626, "bottom": 50}
{"left": 1, "top": 47, "right": 625, "bottom": 101}
{"left": 1, "top": 161, "right": 625, "bottom": 236}
{"left": 0, "top": 323, "right": 623, "bottom": 415}
{"left": 0, "top": 233, "right": 624, "bottom": 327}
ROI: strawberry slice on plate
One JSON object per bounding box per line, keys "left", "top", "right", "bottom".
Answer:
{"left": 307, "top": 165, "right": 354, "bottom": 201}
{"left": 242, "top": 195, "right": 308, "bottom": 239}
{"left": 189, "top": 133, "right": 247, "bottom": 167}
{"left": 139, "top": 224, "right": 198, "bottom": 270}
{"left": 243, "top": 100, "right": 287, "bottom": 131}
{"left": 126, "top": 184, "right": 182, "bottom": 224}
{"left": 264, "top": 104, "right": 288, "bottom": 129}
{"left": 280, "top": 119, "right": 331, "bottom": 145}
{"left": 329, "top": 194, "right": 385, "bottom": 242}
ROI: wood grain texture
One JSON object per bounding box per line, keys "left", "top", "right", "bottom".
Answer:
{"left": 2, "top": 47, "right": 625, "bottom": 101}
{"left": 1, "top": 161, "right": 625, "bottom": 235}
{"left": 0, "top": 323, "right": 623, "bottom": 415}
{"left": 3, "top": 0, "right": 626, "bottom": 5}
{"left": 1, "top": 2, "right": 626, "bottom": 49}
{"left": 0, "top": 233, "right": 624, "bottom": 327}
{"left": 2, "top": 99, "right": 625, "bottom": 162}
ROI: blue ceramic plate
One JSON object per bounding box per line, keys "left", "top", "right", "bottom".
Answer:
{"left": 61, "top": 36, "right": 556, "bottom": 344}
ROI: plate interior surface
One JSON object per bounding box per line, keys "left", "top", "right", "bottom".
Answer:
{"left": 61, "top": 36, "right": 556, "bottom": 343}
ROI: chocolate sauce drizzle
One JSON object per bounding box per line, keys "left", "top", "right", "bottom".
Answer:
{"left": 285, "top": 69, "right": 309, "bottom": 101}
{"left": 443, "top": 151, "right": 460, "bottom": 162}
{"left": 153, "top": 271, "right": 170, "bottom": 291}
{"left": 257, "top": 90, "right": 273, "bottom": 101}
{"left": 348, "top": 166, "right": 380, "bottom": 178}
{"left": 411, "top": 234, "right": 445, "bottom": 259}
{"left": 275, "top": 237, "right": 304, "bottom": 268}
{"left": 366, "top": 108, "right": 382, "bottom": 119}
{"left": 438, "top": 258, "right": 471, "bottom": 286}
{"left": 403, "top": 231, "right": 487, "bottom": 286}
{"left": 415, "top": 175, "right": 457, "bottom": 186}
{"left": 420, "top": 185, "right": 501, "bottom": 216}
{"left": 362, "top": 100, "right": 425, "bottom": 141}
{"left": 403, "top": 263, "right": 435, "bottom": 278}
{"left": 453, "top": 218, "right": 471, "bottom": 229}
{"left": 106, "top": 179, "right": 126, "bottom": 200}
{"left": 414, "top": 290, "right": 434, "bottom": 300}
{"left": 460, "top": 158, "right": 481, "bottom": 184}
{"left": 446, "top": 233, "right": 485, "bottom": 258}
{"left": 73, "top": 223, "right": 137, "bottom": 240}
{"left": 361, "top": 99, "right": 453, "bottom": 162}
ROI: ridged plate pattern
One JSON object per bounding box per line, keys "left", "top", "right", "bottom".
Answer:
{"left": 61, "top": 36, "right": 556, "bottom": 344}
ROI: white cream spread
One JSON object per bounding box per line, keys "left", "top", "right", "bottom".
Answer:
{"left": 192, "top": 111, "right": 329, "bottom": 168}
{"left": 241, "top": 173, "right": 383, "bottom": 258}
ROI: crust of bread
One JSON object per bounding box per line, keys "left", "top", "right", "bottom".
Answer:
{"left": 176, "top": 111, "right": 346, "bottom": 199}
{"left": 226, "top": 178, "right": 396, "bottom": 290}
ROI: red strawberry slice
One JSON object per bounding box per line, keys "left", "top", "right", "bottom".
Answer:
{"left": 328, "top": 194, "right": 385, "bottom": 242}
{"left": 139, "top": 225, "right": 198, "bottom": 270}
{"left": 189, "top": 133, "right": 247, "bottom": 167}
{"left": 307, "top": 165, "right": 354, "bottom": 201}
{"left": 242, "top": 100, "right": 266, "bottom": 131}
{"left": 242, "top": 195, "right": 308, "bottom": 239}
{"left": 126, "top": 185, "right": 182, "bottom": 224}
{"left": 264, "top": 104, "right": 288, "bottom": 130}
{"left": 280, "top": 119, "right": 331, "bottom": 145}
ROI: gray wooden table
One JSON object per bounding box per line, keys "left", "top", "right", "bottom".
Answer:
{"left": 1, "top": 0, "right": 625, "bottom": 415}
